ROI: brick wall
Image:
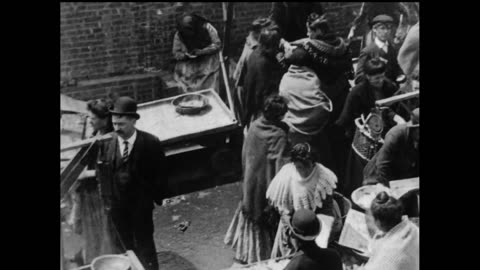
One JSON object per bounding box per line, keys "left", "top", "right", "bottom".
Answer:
{"left": 60, "top": 2, "right": 414, "bottom": 103}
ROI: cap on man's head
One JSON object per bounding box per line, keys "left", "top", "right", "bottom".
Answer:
{"left": 109, "top": 96, "right": 140, "bottom": 119}
{"left": 370, "top": 14, "right": 395, "bottom": 28}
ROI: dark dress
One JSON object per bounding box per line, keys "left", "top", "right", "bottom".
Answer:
{"left": 269, "top": 2, "right": 324, "bottom": 42}
{"left": 336, "top": 79, "right": 398, "bottom": 138}
{"left": 335, "top": 79, "right": 398, "bottom": 196}
{"left": 284, "top": 243, "right": 343, "bottom": 270}
{"left": 73, "top": 130, "right": 118, "bottom": 264}
{"left": 224, "top": 116, "right": 290, "bottom": 263}
{"left": 242, "top": 47, "right": 285, "bottom": 126}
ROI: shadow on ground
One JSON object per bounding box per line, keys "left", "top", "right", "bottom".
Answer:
{"left": 158, "top": 251, "right": 199, "bottom": 270}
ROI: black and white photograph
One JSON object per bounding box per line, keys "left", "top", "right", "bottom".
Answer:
{"left": 60, "top": 2, "right": 420, "bottom": 270}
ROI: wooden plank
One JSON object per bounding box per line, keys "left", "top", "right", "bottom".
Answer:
{"left": 164, "top": 143, "right": 206, "bottom": 156}
{"left": 60, "top": 141, "right": 96, "bottom": 200}
{"left": 126, "top": 250, "right": 145, "bottom": 270}
{"left": 375, "top": 91, "right": 419, "bottom": 107}
{"left": 219, "top": 51, "right": 236, "bottom": 118}
{"left": 61, "top": 133, "right": 113, "bottom": 152}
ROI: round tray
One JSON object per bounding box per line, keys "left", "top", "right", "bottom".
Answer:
{"left": 171, "top": 93, "right": 209, "bottom": 115}
{"left": 91, "top": 254, "right": 131, "bottom": 270}
{"left": 351, "top": 185, "right": 390, "bottom": 210}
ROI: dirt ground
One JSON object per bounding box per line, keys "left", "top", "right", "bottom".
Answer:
{"left": 154, "top": 182, "right": 242, "bottom": 270}
{"left": 62, "top": 181, "right": 243, "bottom": 270}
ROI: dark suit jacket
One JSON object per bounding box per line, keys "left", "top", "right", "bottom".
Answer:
{"left": 363, "top": 124, "right": 419, "bottom": 186}
{"left": 355, "top": 42, "right": 404, "bottom": 85}
{"left": 284, "top": 245, "right": 343, "bottom": 270}
{"left": 97, "top": 130, "right": 169, "bottom": 209}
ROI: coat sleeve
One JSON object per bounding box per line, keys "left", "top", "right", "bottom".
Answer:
{"left": 397, "top": 23, "right": 419, "bottom": 76}
{"left": 390, "top": 47, "right": 405, "bottom": 79}
{"left": 196, "top": 23, "right": 222, "bottom": 56}
{"left": 354, "top": 48, "right": 370, "bottom": 84}
{"left": 336, "top": 89, "right": 360, "bottom": 134}
{"left": 374, "top": 126, "right": 404, "bottom": 185}
{"left": 172, "top": 32, "right": 188, "bottom": 61}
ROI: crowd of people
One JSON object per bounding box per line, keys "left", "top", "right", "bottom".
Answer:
{"left": 64, "top": 3, "right": 420, "bottom": 270}
{"left": 220, "top": 3, "right": 420, "bottom": 270}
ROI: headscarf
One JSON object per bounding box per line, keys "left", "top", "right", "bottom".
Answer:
{"left": 176, "top": 13, "right": 213, "bottom": 51}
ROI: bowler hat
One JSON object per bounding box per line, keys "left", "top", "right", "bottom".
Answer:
{"left": 369, "top": 14, "right": 395, "bottom": 28}
{"left": 109, "top": 96, "right": 140, "bottom": 119}
{"left": 288, "top": 209, "right": 322, "bottom": 241}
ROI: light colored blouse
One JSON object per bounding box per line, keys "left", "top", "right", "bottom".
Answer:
{"left": 266, "top": 162, "right": 337, "bottom": 215}
{"left": 363, "top": 218, "right": 419, "bottom": 270}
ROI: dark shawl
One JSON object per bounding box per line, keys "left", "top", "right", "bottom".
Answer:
{"left": 336, "top": 79, "right": 398, "bottom": 136}
{"left": 270, "top": 2, "right": 324, "bottom": 42}
{"left": 241, "top": 116, "right": 290, "bottom": 223}
{"left": 291, "top": 37, "right": 354, "bottom": 98}
{"left": 242, "top": 47, "right": 286, "bottom": 124}
{"left": 177, "top": 13, "right": 213, "bottom": 52}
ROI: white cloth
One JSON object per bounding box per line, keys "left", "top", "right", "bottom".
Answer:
{"left": 363, "top": 218, "right": 419, "bottom": 270}
{"left": 117, "top": 130, "right": 137, "bottom": 157}
{"left": 266, "top": 163, "right": 337, "bottom": 215}
{"left": 374, "top": 37, "right": 389, "bottom": 53}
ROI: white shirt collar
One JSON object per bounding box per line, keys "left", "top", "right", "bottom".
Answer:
{"left": 374, "top": 37, "right": 389, "bottom": 53}
{"left": 117, "top": 130, "right": 137, "bottom": 156}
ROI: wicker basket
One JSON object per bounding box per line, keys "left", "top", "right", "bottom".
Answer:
{"left": 352, "top": 117, "right": 383, "bottom": 161}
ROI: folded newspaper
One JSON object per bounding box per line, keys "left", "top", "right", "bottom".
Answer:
{"left": 389, "top": 177, "right": 419, "bottom": 199}
{"left": 339, "top": 209, "right": 373, "bottom": 255}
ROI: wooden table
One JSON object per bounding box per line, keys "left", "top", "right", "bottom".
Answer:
{"left": 135, "top": 88, "right": 239, "bottom": 156}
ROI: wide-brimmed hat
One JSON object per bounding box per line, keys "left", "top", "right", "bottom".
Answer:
{"left": 288, "top": 209, "right": 322, "bottom": 241}
{"left": 109, "top": 96, "right": 140, "bottom": 119}
{"left": 369, "top": 14, "right": 395, "bottom": 28}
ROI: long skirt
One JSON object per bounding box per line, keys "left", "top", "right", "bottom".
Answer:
{"left": 174, "top": 53, "right": 220, "bottom": 93}
{"left": 224, "top": 202, "right": 274, "bottom": 264}
{"left": 75, "top": 178, "right": 119, "bottom": 263}
{"left": 342, "top": 147, "right": 369, "bottom": 197}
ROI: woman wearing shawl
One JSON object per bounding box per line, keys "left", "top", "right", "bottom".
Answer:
{"left": 266, "top": 143, "right": 342, "bottom": 259}
{"left": 242, "top": 27, "right": 286, "bottom": 127}
{"left": 224, "top": 95, "right": 290, "bottom": 264}
{"left": 279, "top": 45, "right": 333, "bottom": 168}
{"left": 286, "top": 13, "right": 354, "bottom": 188}
{"left": 362, "top": 192, "right": 419, "bottom": 270}
{"left": 69, "top": 99, "right": 119, "bottom": 265}
{"left": 172, "top": 13, "right": 221, "bottom": 92}
{"left": 233, "top": 18, "right": 275, "bottom": 124}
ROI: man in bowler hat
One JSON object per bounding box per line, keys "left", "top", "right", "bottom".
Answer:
{"left": 283, "top": 209, "right": 343, "bottom": 270}
{"left": 95, "top": 96, "right": 169, "bottom": 270}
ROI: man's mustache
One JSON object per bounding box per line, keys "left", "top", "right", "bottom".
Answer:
{"left": 115, "top": 130, "right": 124, "bottom": 135}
